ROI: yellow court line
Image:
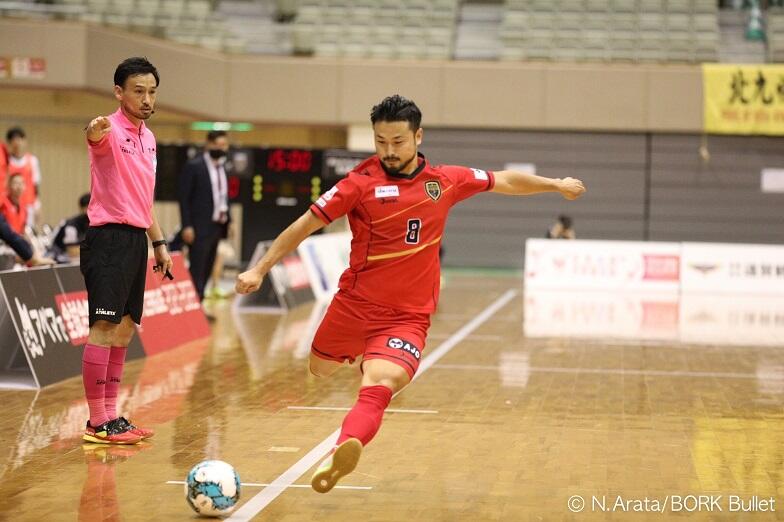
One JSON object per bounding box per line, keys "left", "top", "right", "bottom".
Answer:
{"left": 366, "top": 236, "right": 442, "bottom": 261}
{"left": 371, "top": 184, "right": 453, "bottom": 225}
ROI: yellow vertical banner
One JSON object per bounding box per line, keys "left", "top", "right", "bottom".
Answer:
{"left": 703, "top": 64, "right": 784, "bottom": 135}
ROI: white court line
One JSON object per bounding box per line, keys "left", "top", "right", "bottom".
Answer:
{"left": 434, "top": 363, "right": 780, "bottom": 380}
{"left": 166, "top": 480, "right": 371, "bottom": 491}
{"left": 226, "top": 289, "right": 518, "bottom": 522}
{"left": 287, "top": 406, "right": 439, "bottom": 414}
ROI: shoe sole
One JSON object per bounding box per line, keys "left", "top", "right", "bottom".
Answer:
{"left": 311, "top": 438, "right": 362, "bottom": 494}
{"left": 82, "top": 434, "right": 142, "bottom": 445}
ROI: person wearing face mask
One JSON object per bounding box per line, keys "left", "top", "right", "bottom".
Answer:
{"left": 178, "top": 130, "right": 231, "bottom": 300}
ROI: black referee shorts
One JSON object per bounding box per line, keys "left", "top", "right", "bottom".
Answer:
{"left": 80, "top": 224, "right": 148, "bottom": 327}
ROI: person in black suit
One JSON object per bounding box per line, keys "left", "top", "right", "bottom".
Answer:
{"left": 178, "top": 130, "right": 231, "bottom": 300}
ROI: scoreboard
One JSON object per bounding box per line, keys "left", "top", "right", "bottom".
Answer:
{"left": 241, "top": 148, "right": 324, "bottom": 260}
{"left": 155, "top": 144, "right": 369, "bottom": 261}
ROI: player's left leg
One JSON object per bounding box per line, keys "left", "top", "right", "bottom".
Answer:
{"left": 311, "top": 360, "right": 409, "bottom": 493}
{"left": 311, "top": 339, "right": 419, "bottom": 493}
{"left": 105, "top": 314, "right": 154, "bottom": 439}
{"left": 106, "top": 234, "right": 155, "bottom": 440}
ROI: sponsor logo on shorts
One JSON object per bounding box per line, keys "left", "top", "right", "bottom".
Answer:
{"left": 387, "top": 337, "right": 421, "bottom": 360}
{"left": 95, "top": 308, "right": 116, "bottom": 317}
{"left": 471, "top": 168, "right": 488, "bottom": 181}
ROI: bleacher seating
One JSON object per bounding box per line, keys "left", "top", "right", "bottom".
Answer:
{"left": 0, "top": 0, "right": 735, "bottom": 64}
{"left": 291, "top": 0, "right": 459, "bottom": 59}
{"left": 501, "top": 0, "right": 718, "bottom": 63}
{"left": 767, "top": 7, "right": 784, "bottom": 62}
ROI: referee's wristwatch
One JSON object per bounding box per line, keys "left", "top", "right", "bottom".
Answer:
{"left": 152, "top": 239, "right": 167, "bottom": 249}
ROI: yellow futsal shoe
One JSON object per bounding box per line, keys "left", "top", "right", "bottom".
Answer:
{"left": 311, "top": 438, "right": 362, "bottom": 493}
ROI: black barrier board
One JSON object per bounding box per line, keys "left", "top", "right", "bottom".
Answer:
{"left": 233, "top": 242, "right": 315, "bottom": 312}
{"left": 0, "top": 280, "right": 34, "bottom": 388}
{"left": 322, "top": 149, "right": 368, "bottom": 190}
{"left": 0, "top": 268, "right": 80, "bottom": 388}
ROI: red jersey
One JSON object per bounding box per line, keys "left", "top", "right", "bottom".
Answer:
{"left": 0, "top": 195, "right": 27, "bottom": 234}
{"left": 309, "top": 154, "right": 494, "bottom": 313}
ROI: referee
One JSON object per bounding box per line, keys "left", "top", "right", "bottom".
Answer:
{"left": 80, "top": 57, "right": 172, "bottom": 445}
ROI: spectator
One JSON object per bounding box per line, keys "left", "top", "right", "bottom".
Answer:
{"left": 5, "top": 127, "right": 41, "bottom": 230}
{"left": 0, "top": 141, "right": 7, "bottom": 187}
{"left": 48, "top": 192, "right": 90, "bottom": 263}
{"left": 0, "top": 173, "right": 28, "bottom": 235}
{"left": 546, "top": 214, "right": 576, "bottom": 239}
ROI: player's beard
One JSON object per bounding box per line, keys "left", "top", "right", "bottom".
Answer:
{"left": 380, "top": 151, "right": 417, "bottom": 176}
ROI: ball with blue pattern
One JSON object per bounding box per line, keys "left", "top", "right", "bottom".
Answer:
{"left": 184, "top": 460, "right": 241, "bottom": 517}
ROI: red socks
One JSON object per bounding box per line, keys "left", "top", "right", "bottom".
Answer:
{"left": 82, "top": 344, "right": 110, "bottom": 427}
{"left": 336, "top": 385, "right": 393, "bottom": 446}
{"left": 104, "top": 346, "right": 127, "bottom": 420}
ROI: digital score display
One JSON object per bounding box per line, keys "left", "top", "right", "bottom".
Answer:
{"left": 248, "top": 148, "right": 323, "bottom": 208}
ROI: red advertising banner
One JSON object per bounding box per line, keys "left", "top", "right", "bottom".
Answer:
{"left": 136, "top": 253, "right": 210, "bottom": 355}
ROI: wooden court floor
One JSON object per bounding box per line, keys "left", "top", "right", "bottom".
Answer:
{"left": 1, "top": 273, "right": 784, "bottom": 521}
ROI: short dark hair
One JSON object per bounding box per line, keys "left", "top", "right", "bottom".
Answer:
{"left": 206, "top": 130, "right": 228, "bottom": 143}
{"left": 6, "top": 127, "right": 25, "bottom": 142}
{"left": 370, "top": 95, "right": 422, "bottom": 131}
{"left": 114, "top": 57, "right": 160, "bottom": 89}
{"left": 558, "top": 214, "right": 573, "bottom": 228}
{"left": 79, "top": 193, "right": 91, "bottom": 208}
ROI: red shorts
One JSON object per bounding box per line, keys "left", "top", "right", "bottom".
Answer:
{"left": 311, "top": 290, "right": 430, "bottom": 379}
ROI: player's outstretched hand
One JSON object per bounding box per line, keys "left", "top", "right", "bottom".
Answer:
{"left": 236, "top": 269, "right": 264, "bottom": 295}
{"left": 86, "top": 116, "right": 112, "bottom": 143}
{"left": 558, "top": 177, "right": 586, "bottom": 200}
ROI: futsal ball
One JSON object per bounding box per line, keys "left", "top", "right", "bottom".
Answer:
{"left": 185, "top": 460, "right": 241, "bottom": 517}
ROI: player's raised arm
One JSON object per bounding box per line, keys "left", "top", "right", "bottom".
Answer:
{"left": 235, "top": 210, "right": 326, "bottom": 294}
{"left": 85, "top": 116, "right": 112, "bottom": 143}
{"left": 492, "top": 170, "right": 586, "bottom": 200}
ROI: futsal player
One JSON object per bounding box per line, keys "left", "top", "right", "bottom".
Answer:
{"left": 235, "top": 95, "right": 585, "bottom": 491}
{"left": 81, "top": 57, "right": 172, "bottom": 444}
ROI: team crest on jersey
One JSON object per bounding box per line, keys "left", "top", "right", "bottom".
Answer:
{"left": 425, "top": 181, "right": 441, "bottom": 201}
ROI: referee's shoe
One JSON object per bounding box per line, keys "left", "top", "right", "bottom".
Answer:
{"left": 83, "top": 420, "right": 142, "bottom": 444}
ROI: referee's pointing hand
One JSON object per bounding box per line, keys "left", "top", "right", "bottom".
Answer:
{"left": 236, "top": 268, "right": 263, "bottom": 295}
{"left": 86, "top": 116, "right": 112, "bottom": 143}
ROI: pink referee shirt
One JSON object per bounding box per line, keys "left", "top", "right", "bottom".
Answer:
{"left": 87, "top": 108, "right": 156, "bottom": 229}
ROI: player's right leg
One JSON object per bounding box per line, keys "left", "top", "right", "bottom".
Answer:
{"left": 309, "top": 353, "right": 343, "bottom": 378}
{"left": 309, "top": 291, "right": 367, "bottom": 377}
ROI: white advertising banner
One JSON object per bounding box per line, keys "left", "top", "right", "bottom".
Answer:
{"left": 680, "top": 242, "right": 784, "bottom": 295}
{"left": 524, "top": 239, "right": 681, "bottom": 292}
{"left": 297, "top": 232, "right": 352, "bottom": 301}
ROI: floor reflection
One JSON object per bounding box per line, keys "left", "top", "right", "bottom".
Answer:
{"left": 524, "top": 290, "right": 784, "bottom": 346}
{"left": 79, "top": 443, "right": 149, "bottom": 522}
{"left": 2, "top": 339, "right": 209, "bottom": 480}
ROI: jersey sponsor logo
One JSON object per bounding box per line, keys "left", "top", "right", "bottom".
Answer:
{"left": 425, "top": 180, "right": 442, "bottom": 201}
{"left": 375, "top": 185, "right": 400, "bottom": 198}
{"left": 95, "top": 308, "right": 117, "bottom": 317}
{"left": 386, "top": 337, "right": 421, "bottom": 360}
{"left": 316, "top": 185, "right": 339, "bottom": 208}
{"left": 471, "top": 168, "right": 488, "bottom": 181}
